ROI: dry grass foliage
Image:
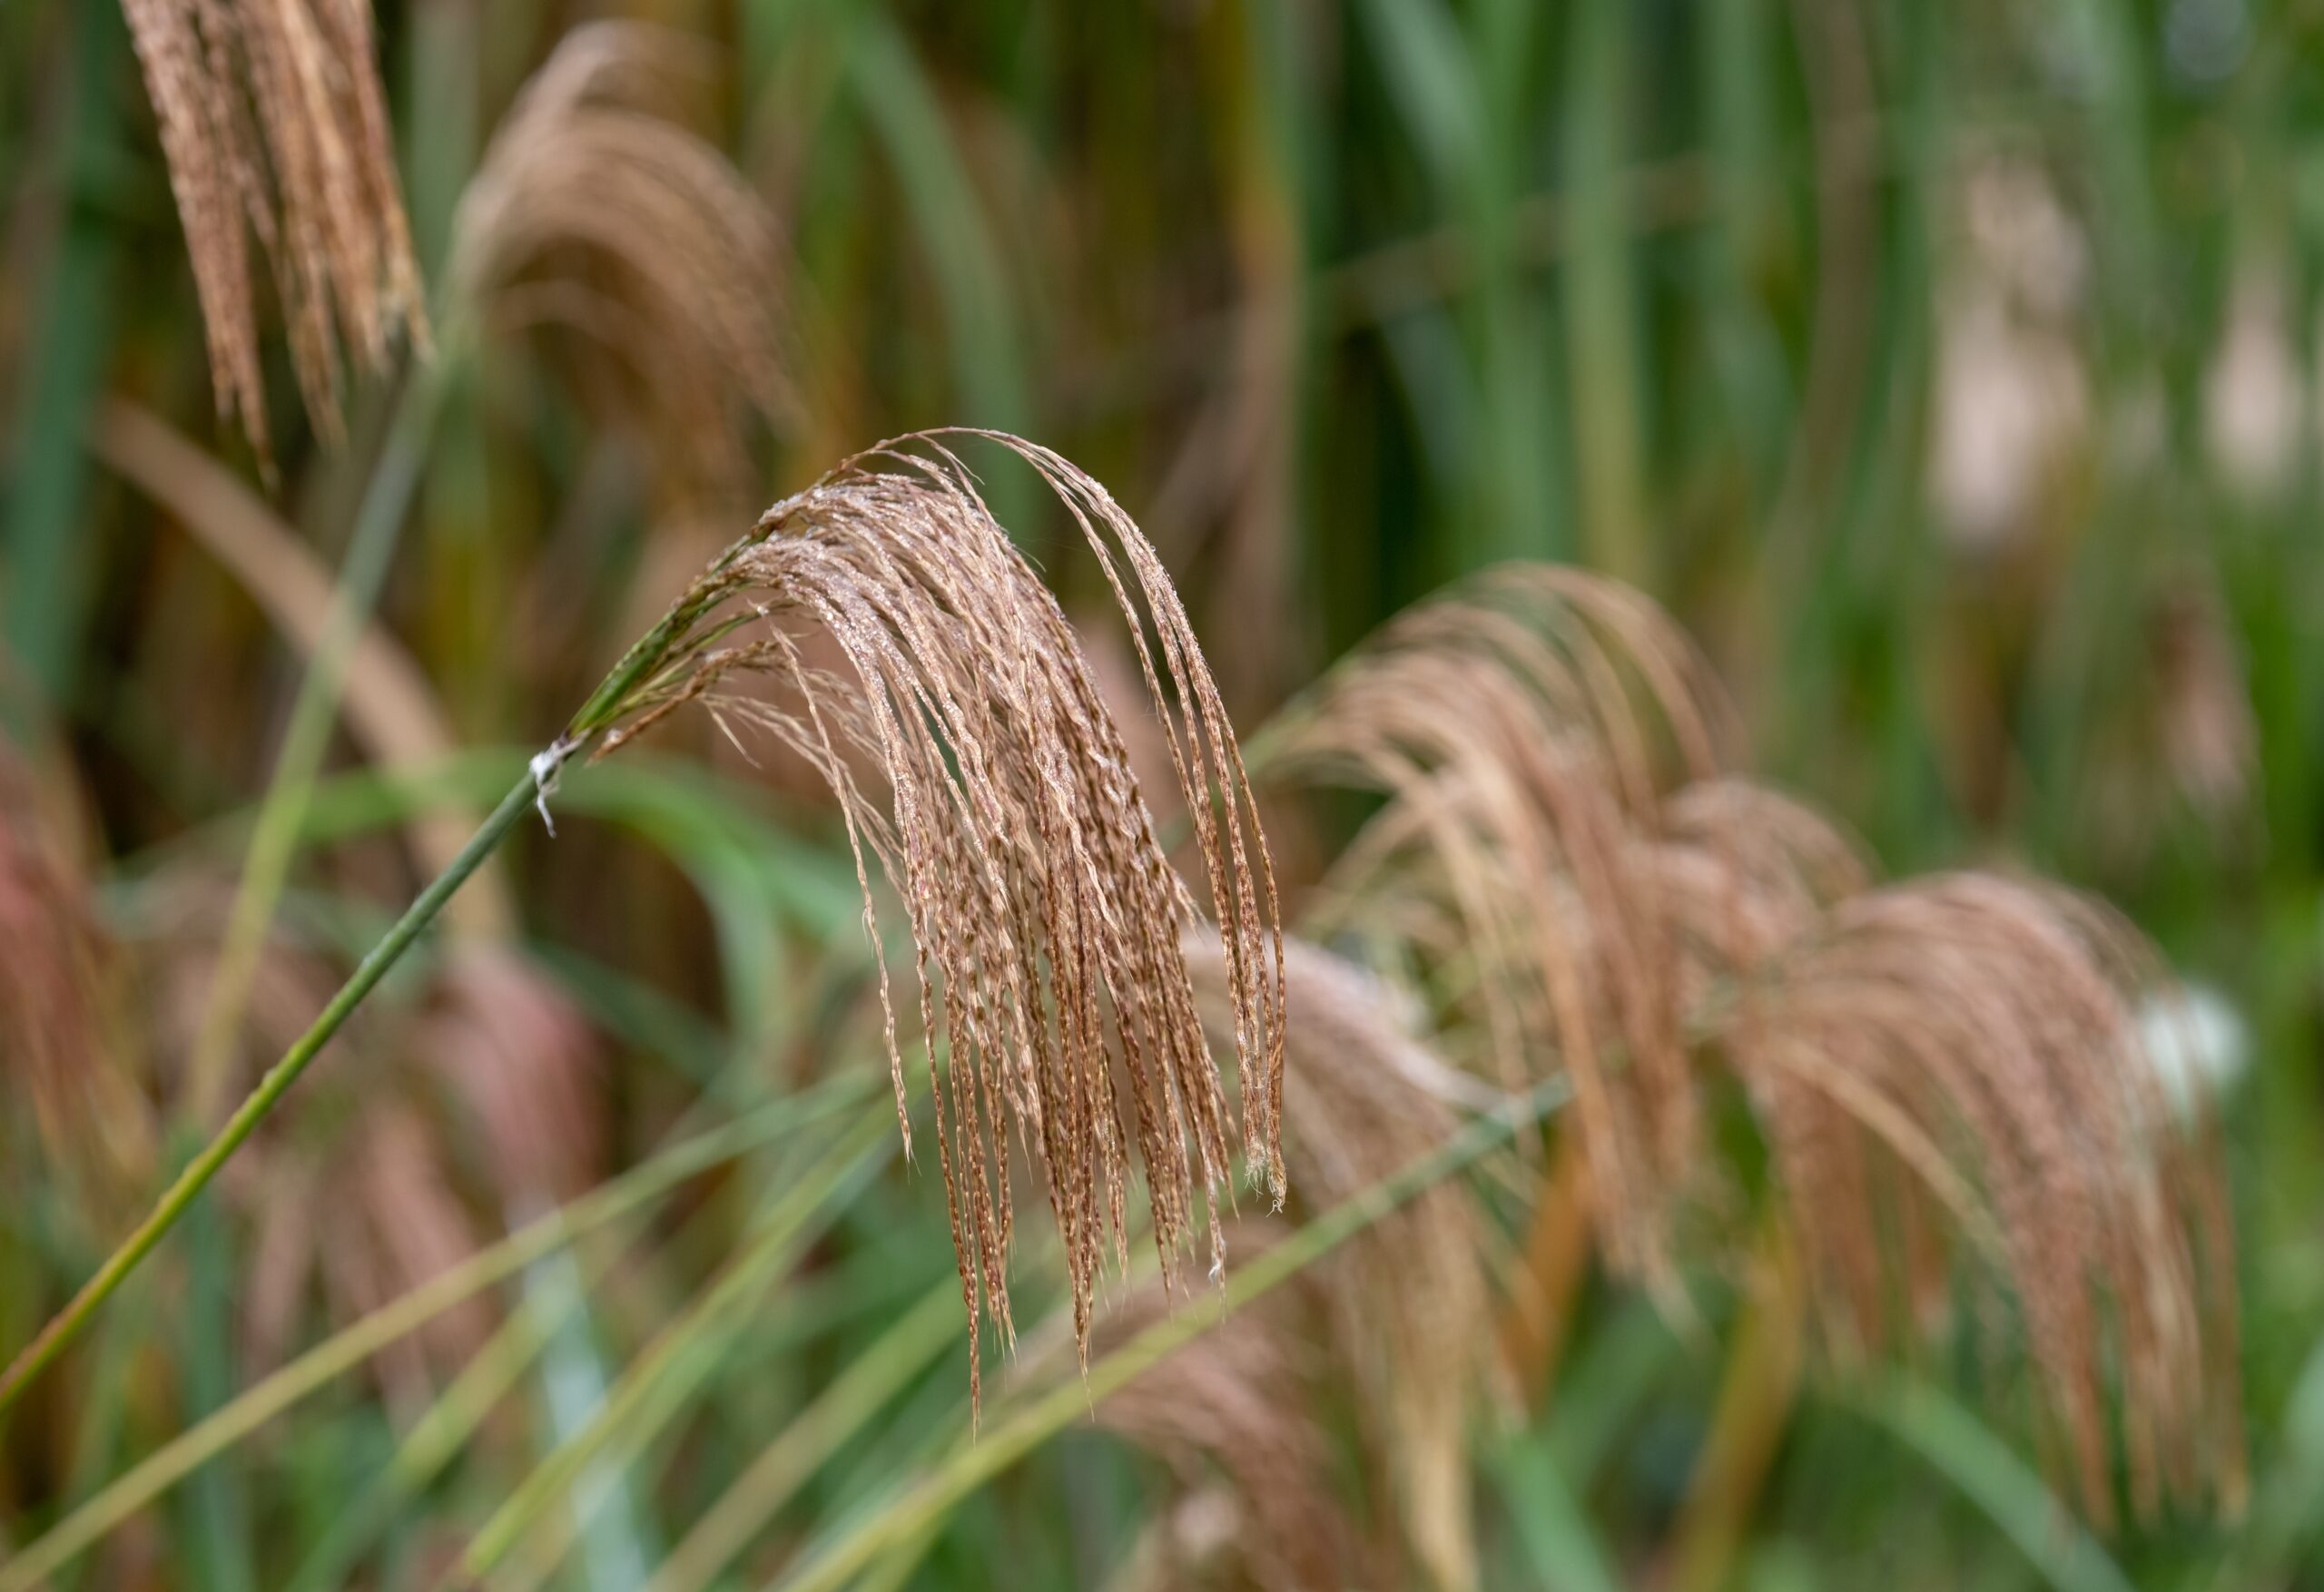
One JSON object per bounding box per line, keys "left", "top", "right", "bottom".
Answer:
{"left": 1718, "top": 877, "right": 2243, "bottom": 1523}
{"left": 0, "top": 746, "right": 151, "bottom": 1201}
{"left": 449, "top": 21, "right": 796, "bottom": 500}
{"left": 580, "top": 432, "right": 1286, "bottom": 1400}
{"left": 1018, "top": 1245, "right": 1357, "bottom": 1589}
{"left": 1187, "top": 934, "right": 1492, "bottom": 1591}
{"left": 120, "top": 0, "right": 426, "bottom": 462}
{"left": 1269, "top": 562, "right": 2242, "bottom": 1522}
{"left": 1268, "top": 565, "right": 1733, "bottom": 1291}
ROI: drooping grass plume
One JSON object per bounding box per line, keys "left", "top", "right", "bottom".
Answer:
{"left": 569, "top": 431, "right": 1287, "bottom": 1398}
{"left": 448, "top": 20, "right": 797, "bottom": 499}
{"left": 1641, "top": 776, "right": 1872, "bottom": 1007}
{"left": 0, "top": 427, "right": 1278, "bottom": 1422}
{"left": 1710, "top": 873, "right": 2243, "bottom": 1524}
{"left": 118, "top": 0, "right": 426, "bottom": 461}
{"left": 1261, "top": 564, "right": 2243, "bottom": 1524}
{"left": 1266, "top": 563, "right": 1732, "bottom": 1288}
{"left": 0, "top": 744, "right": 152, "bottom": 1199}
{"left": 1188, "top": 933, "right": 1493, "bottom": 1591}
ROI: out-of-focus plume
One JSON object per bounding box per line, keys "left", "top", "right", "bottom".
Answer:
{"left": 139, "top": 872, "right": 598, "bottom": 1398}
{"left": 1265, "top": 564, "right": 1731, "bottom": 1290}
{"left": 0, "top": 744, "right": 152, "bottom": 1201}
{"left": 118, "top": 0, "right": 427, "bottom": 462}
{"left": 1020, "top": 1253, "right": 1364, "bottom": 1592}
{"left": 578, "top": 432, "right": 1285, "bottom": 1402}
{"left": 1188, "top": 935, "right": 1493, "bottom": 1591}
{"left": 1712, "top": 874, "right": 2243, "bottom": 1523}
{"left": 448, "top": 21, "right": 797, "bottom": 501}
{"left": 1643, "top": 777, "right": 1871, "bottom": 1002}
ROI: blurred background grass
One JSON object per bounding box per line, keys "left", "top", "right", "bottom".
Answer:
{"left": 3, "top": 0, "right": 2321, "bottom": 1587}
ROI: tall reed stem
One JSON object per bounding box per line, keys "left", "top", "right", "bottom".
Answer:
{"left": 179, "top": 355, "right": 445, "bottom": 1123}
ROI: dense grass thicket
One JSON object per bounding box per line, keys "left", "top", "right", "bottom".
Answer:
{"left": 2, "top": 2, "right": 2320, "bottom": 1588}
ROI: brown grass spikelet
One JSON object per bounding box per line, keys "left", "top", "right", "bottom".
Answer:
{"left": 576, "top": 431, "right": 1286, "bottom": 1400}
{"left": 1187, "top": 934, "right": 1493, "bottom": 1591}
{"left": 119, "top": 0, "right": 426, "bottom": 462}
{"left": 1266, "top": 563, "right": 1733, "bottom": 1290}
{"left": 1714, "top": 873, "right": 2241, "bottom": 1524}
{"left": 448, "top": 21, "right": 797, "bottom": 500}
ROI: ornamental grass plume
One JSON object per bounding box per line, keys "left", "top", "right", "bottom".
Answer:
{"left": 0, "top": 426, "right": 1279, "bottom": 1424}
{"left": 448, "top": 21, "right": 798, "bottom": 500}
{"left": 1712, "top": 874, "right": 2244, "bottom": 1525}
{"left": 119, "top": 0, "right": 426, "bottom": 461}
{"left": 1267, "top": 564, "right": 1732, "bottom": 1289}
{"left": 569, "top": 430, "right": 1287, "bottom": 1399}
{"left": 1265, "top": 564, "right": 2242, "bottom": 1524}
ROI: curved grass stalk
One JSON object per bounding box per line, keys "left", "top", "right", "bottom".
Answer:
{"left": 0, "top": 491, "right": 757, "bottom": 1421}
{"left": 647, "top": 1279, "right": 963, "bottom": 1592}
{"left": 175, "top": 355, "right": 449, "bottom": 1125}
{"left": 0, "top": 1075, "right": 879, "bottom": 1591}
{"left": 457, "top": 1106, "right": 897, "bottom": 1586}
{"left": 0, "top": 761, "right": 533, "bottom": 1426}
{"left": 766, "top": 1076, "right": 1571, "bottom": 1592}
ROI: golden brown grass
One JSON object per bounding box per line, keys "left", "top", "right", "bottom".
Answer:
{"left": 580, "top": 432, "right": 1287, "bottom": 1400}
{"left": 119, "top": 0, "right": 426, "bottom": 462}
{"left": 1265, "top": 560, "right": 2243, "bottom": 1523}
{"left": 1269, "top": 564, "right": 1732, "bottom": 1292}
{"left": 1714, "top": 874, "right": 2244, "bottom": 1523}
{"left": 449, "top": 21, "right": 797, "bottom": 501}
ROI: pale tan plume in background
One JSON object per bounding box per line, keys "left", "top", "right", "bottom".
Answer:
{"left": 449, "top": 21, "right": 798, "bottom": 504}
{"left": 1264, "top": 562, "right": 2243, "bottom": 1524}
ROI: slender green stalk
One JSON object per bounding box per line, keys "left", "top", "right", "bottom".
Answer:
{"left": 0, "top": 423, "right": 718, "bottom": 1426}
{"left": 647, "top": 1279, "right": 963, "bottom": 1592}
{"left": 1843, "top": 1379, "right": 2137, "bottom": 1592}
{"left": 0, "top": 1076, "right": 876, "bottom": 1592}
{"left": 180, "top": 360, "right": 446, "bottom": 1123}
{"left": 458, "top": 1106, "right": 896, "bottom": 1585}
{"left": 0, "top": 770, "right": 537, "bottom": 1424}
{"left": 769, "top": 1076, "right": 1571, "bottom": 1592}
